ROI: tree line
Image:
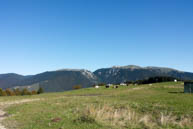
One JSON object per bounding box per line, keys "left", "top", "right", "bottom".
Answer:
{"left": 0, "top": 87, "right": 44, "bottom": 96}
{"left": 125, "top": 76, "right": 180, "bottom": 85}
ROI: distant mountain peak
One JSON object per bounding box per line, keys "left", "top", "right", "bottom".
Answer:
{"left": 144, "top": 66, "right": 183, "bottom": 72}
{"left": 0, "top": 73, "right": 24, "bottom": 78}
{"left": 112, "top": 65, "right": 142, "bottom": 69}
{"left": 111, "top": 65, "right": 181, "bottom": 72}
{"left": 94, "top": 65, "right": 192, "bottom": 84}
{"left": 56, "top": 68, "right": 86, "bottom": 72}
{"left": 54, "top": 68, "right": 97, "bottom": 80}
{"left": 0, "top": 65, "right": 192, "bottom": 92}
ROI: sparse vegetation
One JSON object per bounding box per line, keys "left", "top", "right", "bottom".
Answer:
{"left": 98, "top": 83, "right": 106, "bottom": 86}
{"left": 0, "top": 88, "right": 43, "bottom": 97}
{"left": 13, "top": 88, "right": 22, "bottom": 96}
{"left": 21, "top": 88, "right": 31, "bottom": 96}
{"left": 73, "top": 85, "right": 82, "bottom": 90}
{"left": 5, "top": 88, "right": 15, "bottom": 96}
{"left": 0, "top": 88, "right": 4, "bottom": 96}
{"left": 37, "top": 87, "right": 44, "bottom": 94}
{"left": 31, "top": 90, "right": 37, "bottom": 95}
{"left": 126, "top": 76, "right": 181, "bottom": 85}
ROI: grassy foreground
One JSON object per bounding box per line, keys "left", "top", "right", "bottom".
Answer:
{"left": 1, "top": 82, "right": 193, "bottom": 129}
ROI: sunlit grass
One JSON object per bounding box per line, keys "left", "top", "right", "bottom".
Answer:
{"left": 2, "top": 82, "right": 193, "bottom": 129}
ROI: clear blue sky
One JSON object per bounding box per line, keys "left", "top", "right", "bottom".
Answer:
{"left": 0, "top": 0, "right": 193, "bottom": 75}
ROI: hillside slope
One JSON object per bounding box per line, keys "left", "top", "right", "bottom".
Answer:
{"left": 0, "top": 70, "right": 98, "bottom": 92}
{"left": 0, "top": 65, "right": 193, "bottom": 92}
{"left": 0, "top": 73, "right": 26, "bottom": 89}
{"left": 94, "top": 65, "right": 193, "bottom": 84}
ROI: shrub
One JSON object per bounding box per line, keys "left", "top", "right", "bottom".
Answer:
{"left": 0, "top": 88, "right": 4, "bottom": 96}
{"left": 127, "top": 76, "right": 181, "bottom": 85}
{"left": 98, "top": 83, "right": 106, "bottom": 86}
{"left": 0, "top": 88, "right": 7, "bottom": 96}
{"left": 2, "top": 91, "right": 7, "bottom": 96}
{"left": 0, "top": 88, "right": 40, "bottom": 97}
{"left": 37, "top": 87, "right": 44, "bottom": 94}
{"left": 5, "top": 88, "right": 15, "bottom": 96}
{"left": 31, "top": 90, "right": 37, "bottom": 95}
{"left": 21, "top": 88, "right": 31, "bottom": 96}
{"left": 13, "top": 88, "right": 21, "bottom": 96}
{"left": 75, "top": 115, "right": 96, "bottom": 123}
{"left": 73, "top": 85, "right": 82, "bottom": 90}
{"left": 125, "top": 81, "right": 134, "bottom": 85}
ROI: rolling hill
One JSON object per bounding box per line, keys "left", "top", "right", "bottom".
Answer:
{"left": 0, "top": 69, "right": 98, "bottom": 92}
{"left": 94, "top": 65, "right": 193, "bottom": 84}
{"left": 0, "top": 65, "right": 193, "bottom": 92}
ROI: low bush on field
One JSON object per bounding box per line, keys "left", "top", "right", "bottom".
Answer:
{"left": 73, "top": 85, "right": 82, "bottom": 90}
{"left": 0, "top": 87, "right": 44, "bottom": 97}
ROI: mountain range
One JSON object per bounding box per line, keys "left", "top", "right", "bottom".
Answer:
{"left": 0, "top": 65, "right": 193, "bottom": 92}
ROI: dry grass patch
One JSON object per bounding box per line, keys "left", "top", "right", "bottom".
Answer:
{"left": 159, "top": 113, "right": 193, "bottom": 128}
{"left": 75, "top": 104, "right": 193, "bottom": 129}
{"left": 75, "top": 104, "right": 155, "bottom": 129}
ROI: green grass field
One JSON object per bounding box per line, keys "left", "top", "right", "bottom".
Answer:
{"left": 1, "top": 82, "right": 193, "bottom": 129}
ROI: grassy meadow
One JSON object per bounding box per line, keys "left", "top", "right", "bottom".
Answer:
{"left": 1, "top": 82, "right": 193, "bottom": 129}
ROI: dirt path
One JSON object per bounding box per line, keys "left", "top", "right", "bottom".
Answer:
{"left": 0, "top": 109, "right": 7, "bottom": 129}
{"left": 0, "top": 99, "right": 41, "bottom": 129}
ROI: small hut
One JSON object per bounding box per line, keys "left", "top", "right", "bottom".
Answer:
{"left": 184, "top": 81, "right": 193, "bottom": 93}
